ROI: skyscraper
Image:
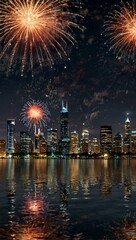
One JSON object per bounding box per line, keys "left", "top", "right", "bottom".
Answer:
{"left": 47, "top": 128, "right": 58, "bottom": 154}
{"left": 20, "top": 131, "right": 32, "bottom": 155}
{"left": 39, "top": 134, "right": 47, "bottom": 154}
{"left": 89, "top": 138, "right": 100, "bottom": 154}
{"left": 113, "top": 133, "right": 123, "bottom": 153}
{"left": 70, "top": 131, "right": 79, "bottom": 154}
{"left": 80, "top": 128, "right": 89, "bottom": 154}
{"left": 7, "top": 119, "right": 15, "bottom": 154}
{"left": 124, "top": 117, "right": 131, "bottom": 153}
{"left": 0, "top": 139, "right": 6, "bottom": 157}
{"left": 100, "top": 126, "right": 112, "bottom": 153}
{"left": 131, "top": 131, "right": 136, "bottom": 154}
{"left": 60, "top": 101, "right": 70, "bottom": 155}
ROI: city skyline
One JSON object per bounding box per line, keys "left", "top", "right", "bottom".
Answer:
{"left": 0, "top": 101, "right": 135, "bottom": 141}
{"left": 0, "top": 105, "right": 135, "bottom": 157}
{"left": 0, "top": 1, "right": 136, "bottom": 239}
{"left": 0, "top": 0, "right": 136, "bottom": 141}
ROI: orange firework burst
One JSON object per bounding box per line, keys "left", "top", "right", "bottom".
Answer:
{"left": 0, "top": 0, "right": 84, "bottom": 74}
{"left": 104, "top": 1, "right": 136, "bottom": 60}
{"left": 21, "top": 100, "right": 50, "bottom": 131}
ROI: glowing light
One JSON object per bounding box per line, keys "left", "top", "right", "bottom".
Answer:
{"left": 25, "top": 197, "right": 45, "bottom": 214}
{"left": 21, "top": 100, "right": 50, "bottom": 131}
{"left": 104, "top": 1, "right": 136, "bottom": 60}
{"left": 0, "top": 0, "right": 84, "bottom": 73}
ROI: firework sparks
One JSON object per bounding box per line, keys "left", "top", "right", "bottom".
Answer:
{"left": 104, "top": 1, "right": 136, "bottom": 60}
{"left": 0, "top": 0, "right": 84, "bottom": 74}
{"left": 21, "top": 100, "right": 50, "bottom": 131}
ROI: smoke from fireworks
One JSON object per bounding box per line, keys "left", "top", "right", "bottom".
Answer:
{"left": 21, "top": 100, "right": 50, "bottom": 131}
{"left": 0, "top": 0, "right": 84, "bottom": 74}
{"left": 104, "top": 1, "right": 136, "bottom": 60}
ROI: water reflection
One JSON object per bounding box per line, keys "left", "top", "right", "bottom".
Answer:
{"left": 0, "top": 156, "right": 136, "bottom": 239}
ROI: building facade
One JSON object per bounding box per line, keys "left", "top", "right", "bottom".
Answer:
{"left": 113, "top": 133, "right": 123, "bottom": 153}
{"left": 131, "top": 131, "right": 136, "bottom": 154}
{"left": 124, "top": 117, "right": 131, "bottom": 153}
{"left": 60, "top": 101, "right": 70, "bottom": 155}
{"left": 70, "top": 131, "right": 79, "bottom": 154}
{"left": 100, "top": 126, "right": 112, "bottom": 153}
{"left": 0, "top": 139, "right": 6, "bottom": 157}
{"left": 20, "top": 131, "right": 32, "bottom": 155}
{"left": 80, "top": 128, "right": 89, "bottom": 154}
{"left": 47, "top": 128, "right": 58, "bottom": 154}
{"left": 7, "top": 119, "right": 15, "bottom": 154}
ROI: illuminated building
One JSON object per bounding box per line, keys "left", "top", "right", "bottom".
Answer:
{"left": 113, "top": 133, "right": 123, "bottom": 153}
{"left": 100, "top": 126, "right": 112, "bottom": 153}
{"left": 131, "top": 131, "right": 136, "bottom": 154}
{"left": 7, "top": 119, "right": 15, "bottom": 154}
{"left": 0, "top": 139, "right": 6, "bottom": 157}
{"left": 124, "top": 117, "right": 131, "bottom": 153}
{"left": 80, "top": 127, "right": 89, "bottom": 154}
{"left": 34, "top": 128, "right": 41, "bottom": 153}
{"left": 39, "top": 134, "right": 47, "bottom": 153}
{"left": 47, "top": 128, "right": 58, "bottom": 154}
{"left": 89, "top": 138, "right": 100, "bottom": 154}
{"left": 60, "top": 101, "right": 70, "bottom": 155}
{"left": 20, "top": 131, "right": 32, "bottom": 155}
{"left": 70, "top": 131, "right": 79, "bottom": 154}
{"left": 80, "top": 129, "right": 89, "bottom": 154}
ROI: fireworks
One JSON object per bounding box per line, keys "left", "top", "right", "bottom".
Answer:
{"left": 0, "top": 0, "right": 84, "bottom": 74}
{"left": 104, "top": 1, "right": 136, "bottom": 60}
{"left": 21, "top": 100, "right": 50, "bottom": 131}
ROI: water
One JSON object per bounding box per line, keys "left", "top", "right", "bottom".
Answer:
{"left": 0, "top": 156, "right": 136, "bottom": 239}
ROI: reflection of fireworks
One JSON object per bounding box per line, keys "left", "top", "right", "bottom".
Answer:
{"left": 21, "top": 100, "right": 50, "bottom": 130}
{"left": 104, "top": 1, "right": 136, "bottom": 60}
{"left": 0, "top": 223, "right": 45, "bottom": 240}
{"left": 24, "top": 195, "right": 45, "bottom": 215}
{"left": 0, "top": 0, "right": 84, "bottom": 74}
{"left": 104, "top": 215, "right": 136, "bottom": 240}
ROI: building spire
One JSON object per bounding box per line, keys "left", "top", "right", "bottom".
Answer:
{"left": 61, "top": 100, "right": 68, "bottom": 113}
{"left": 125, "top": 113, "right": 130, "bottom": 123}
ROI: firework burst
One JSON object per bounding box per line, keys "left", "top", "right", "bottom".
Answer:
{"left": 0, "top": 0, "right": 84, "bottom": 75}
{"left": 104, "top": 1, "right": 136, "bottom": 61}
{"left": 21, "top": 100, "right": 50, "bottom": 131}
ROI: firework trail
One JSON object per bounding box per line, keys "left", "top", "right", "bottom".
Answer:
{"left": 104, "top": 1, "right": 136, "bottom": 61}
{"left": 0, "top": 0, "right": 84, "bottom": 75}
{"left": 21, "top": 100, "right": 50, "bottom": 132}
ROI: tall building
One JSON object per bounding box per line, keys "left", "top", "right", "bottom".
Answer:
{"left": 0, "top": 139, "right": 6, "bottom": 157}
{"left": 124, "top": 117, "right": 131, "bottom": 153}
{"left": 70, "top": 131, "right": 79, "bottom": 154}
{"left": 80, "top": 128, "right": 89, "bottom": 154}
{"left": 47, "top": 128, "right": 58, "bottom": 154}
{"left": 131, "top": 131, "right": 136, "bottom": 154}
{"left": 89, "top": 138, "right": 100, "bottom": 154}
{"left": 39, "top": 134, "right": 47, "bottom": 154}
{"left": 20, "top": 131, "right": 32, "bottom": 155}
{"left": 113, "top": 133, "right": 123, "bottom": 153}
{"left": 60, "top": 101, "right": 70, "bottom": 155}
{"left": 100, "top": 126, "right": 112, "bottom": 153}
{"left": 7, "top": 119, "right": 15, "bottom": 154}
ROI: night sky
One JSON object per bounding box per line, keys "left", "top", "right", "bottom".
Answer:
{"left": 0, "top": 0, "right": 136, "bottom": 140}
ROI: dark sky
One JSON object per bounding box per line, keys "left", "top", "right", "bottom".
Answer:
{"left": 0, "top": 0, "right": 136, "bottom": 140}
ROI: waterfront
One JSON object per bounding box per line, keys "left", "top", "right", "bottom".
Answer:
{"left": 0, "top": 156, "right": 136, "bottom": 239}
